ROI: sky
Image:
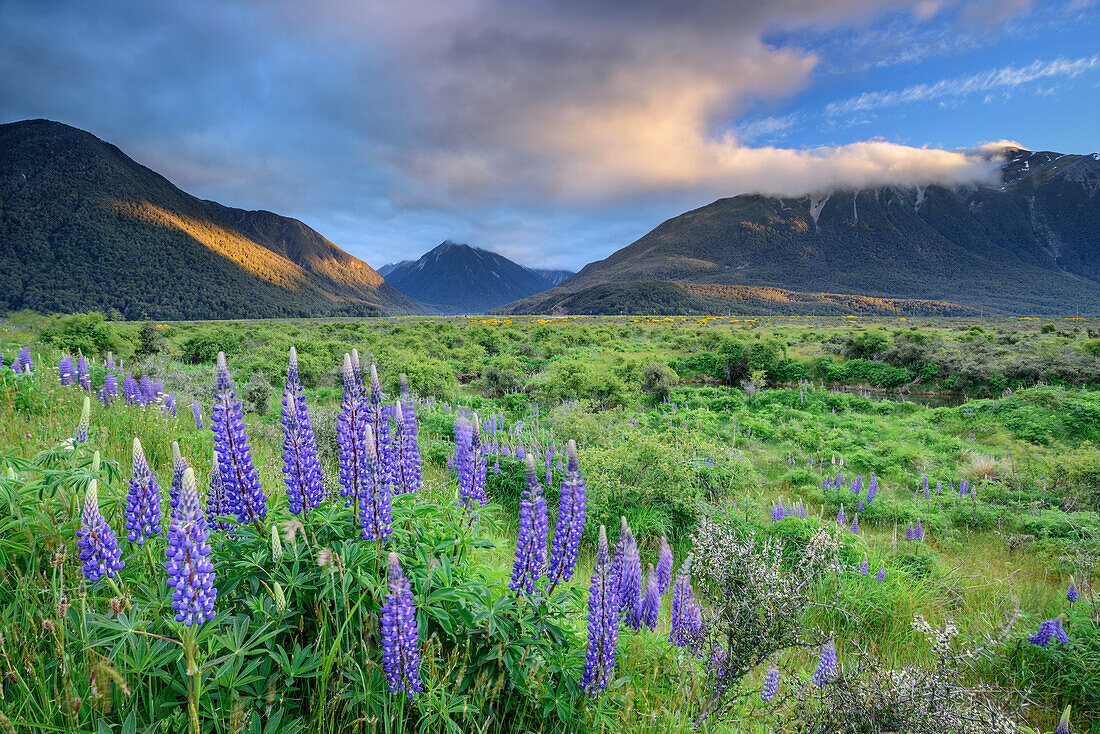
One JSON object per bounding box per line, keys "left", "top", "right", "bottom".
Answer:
{"left": 1, "top": 0, "right": 1098, "bottom": 272}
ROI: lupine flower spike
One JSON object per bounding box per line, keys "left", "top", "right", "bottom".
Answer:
{"left": 357, "top": 425, "right": 393, "bottom": 543}
{"left": 611, "top": 517, "right": 643, "bottom": 630}
{"left": 77, "top": 480, "right": 125, "bottom": 582}
{"left": 545, "top": 440, "right": 587, "bottom": 591}
{"left": 877, "top": 563, "right": 886, "bottom": 581}
{"left": 510, "top": 454, "right": 548, "bottom": 595}
{"left": 760, "top": 667, "right": 780, "bottom": 702}
{"left": 74, "top": 396, "right": 90, "bottom": 443}
{"left": 859, "top": 556, "right": 869, "bottom": 575}
{"left": 125, "top": 438, "right": 162, "bottom": 545}
{"left": 580, "top": 526, "right": 620, "bottom": 698}
{"left": 337, "top": 353, "right": 369, "bottom": 509}
{"left": 280, "top": 347, "right": 325, "bottom": 516}
{"left": 1028, "top": 616, "right": 1070, "bottom": 646}
{"left": 812, "top": 640, "right": 837, "bottom": 688}
{"left": 205, "top": 450, "right": 233, "bottom": 532}
{"left": 165, "top": 467, "right": 217, "bottom": 626}
{"left": 381, "top": 553, "right": 423, "bottom": 699}
{"left": 669, "top": 556, "right": 695, "bottom": 647}
{"left": 656, "top": 535, "right": 673, "bottom": 594}
{"left": 1067, "top": 580, "right": 1078, "bottom": 604}
{"left": 211, "top": 352, "right": 267, "bottom": 527}
{"left": 170, "top": 442, "right": 188, "bottom": 513}
{"left": 191, "top": 400, "right": 204, "bottom": 430}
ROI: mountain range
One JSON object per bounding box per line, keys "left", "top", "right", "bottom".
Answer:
{"left": 380, "top": 242, "right": 569, "bottom": 313}
{"left": 3, "top": 119, "right": 1099, "bottom": 319}
{"left": 500, "top": 147, "right": 1100, "bottom": 315}
{"left": 0, "top": 119, "right": 422, "bottom": 319}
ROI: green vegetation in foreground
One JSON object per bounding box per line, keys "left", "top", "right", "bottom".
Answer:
{"left": 0, "top": 312, "right": 1097, "bottom": 733}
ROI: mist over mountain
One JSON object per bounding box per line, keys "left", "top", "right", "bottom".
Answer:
{"left": 500, "top": 148, "right": 1100, "bottom": 316}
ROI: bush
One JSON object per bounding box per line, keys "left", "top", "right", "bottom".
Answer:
{"left": 240, "top": 370, "right": 273, "bottom": 415}
{"left": 640, "top": 362, "right": 678, "bottom": 402}
{"left": 38, "top": 312, "right": 120, "bottom": 357}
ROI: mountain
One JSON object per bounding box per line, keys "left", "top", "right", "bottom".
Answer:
{"left": 381, "top": 241, "right": 555, "bottom": 312}
{"left": 500, "top": 147, "right": 1100, "bottom": 315}
{"left": 377, "top": 260, "right": 415, "bottom": 278}
{"left": 528, "top": 268, "right": 574, "bottom": 286}
{"left": 0, "top": 119, "right": 424, "bottom": 319}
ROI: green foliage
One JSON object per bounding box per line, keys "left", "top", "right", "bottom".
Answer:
{"left": 38, "top": 312, "right": 120, "bottom": 357}
{"left": 639, "top": 362, "right": 678, "bottom": 402}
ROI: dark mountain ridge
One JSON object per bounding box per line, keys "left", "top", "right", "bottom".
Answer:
{"left": 0, "top": 119, "right": 424, "bottom": 319}
{"left": 382, "top": 241, "right": 555, "bottom": 313}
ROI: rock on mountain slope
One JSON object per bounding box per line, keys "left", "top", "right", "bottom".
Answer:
{"left": 382, "top": 241, "right": 555, "bottom": 312}
{"left": 0, "top": 119, "right": 424, "bottom": 319}
{"left": 501, "top": 147, "right": 1100, "bottom": 315}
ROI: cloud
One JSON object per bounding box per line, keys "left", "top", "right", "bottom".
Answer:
{"left": 825, "top": 55, "right": 1100, "bottom": 116}
{"left": 0, "top": 0, "right": 1075, "bottom": 270}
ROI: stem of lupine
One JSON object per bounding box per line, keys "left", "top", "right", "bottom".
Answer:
{"left": 183, "top": 624, "right": 201, "bottom": 734}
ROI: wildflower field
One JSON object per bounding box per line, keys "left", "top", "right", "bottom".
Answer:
{"left": 0, "top": 312, "right": 1098, "bottom": 733}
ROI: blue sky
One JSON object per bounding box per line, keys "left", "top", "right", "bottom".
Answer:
{"left": 1, "top": 0, "right": 1097, "bottom": 272}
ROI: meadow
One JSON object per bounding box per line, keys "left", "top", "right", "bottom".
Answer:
{"left": 0, "top": 311, "right": 1098, "bottom": 733}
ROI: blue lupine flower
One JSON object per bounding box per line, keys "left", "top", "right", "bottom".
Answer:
{"left": 1067, "top": 581, "right": 1078, "bottom": 604}
{"left": 77, "top": 479, "right": 125, "bottom": 583}
{"left": 914, "top": 519, "right": 923, "bottom": 541}
{"left": 170, "top": 442, "right": 188, "bottom": 513}
{"left": 850, "top": 514, "right": 859, "bottom": 534}
{"left": 877, "top": 564, "right": 886, "bottom": 581}
{"left": 211, "top": 352, "right": 266, "bottom": 526}
{"left": 394, "top": 379, "right": 423, "bottom": 495}
{"left": 337, "top": 353, "right": 368, "bottom": 509}
{"left": 280, "top": 347, "right": 325, "bottom": 516}
{"left": 812, "top": 641, "right": 837, "bottom": 688}
{"left": 205, "top": 450, "right": 233, "bottom": 533}
{"left": 510, "top": 454, "right": 548, "bottom": 595}
{"left": 357, "top": 425, "right": 393, "bottom": 543}
{"left": 546, "top": 441, "right": 587, "bottom": 591}
{"left": 669, "top": 557, "right": 695, "bottom": 647}
{"left": 580, "top": 526, "right": 620, "bottom": 698}
{"left": 59, "top": 356, "right": 74, "bottom": 386}
{"left": 125, "top": 438, "right": 162, "bottom": 545}
{"left": 165, "top": 467, "right": 217, "bottom": 626}
{"left": 760, "top": 667, "right": 780, "bottom": 702}
{"left": 859, "top": 556, "right": 869, "bottom": 575}
{"left": 381, "top": 553, "right": 423, "bottom": 699}
{"left": 612, "top": 518, "right": 643, "bottom": 630}
{"left": 1028, "top": 616, "right": 1069, "bottom": 647}
{"left": 192, "top": 400, "right": 204, "bottom": 430}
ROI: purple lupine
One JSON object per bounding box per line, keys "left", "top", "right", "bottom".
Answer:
{"left": 906, "top": 523, "right": 914, "bottom": 541}
{"left": 760, "top": 667, "right": 780, "bottom": 702}
{"left": 669, "top": 556, "right": 694, "bottom": 646}
{"left": 453, "top": 416, "right": 487, "bottom": 515}
{"left": 612, "top": 518, "right": 643, "bottom": 630}
{"left": 959, "top": 478, "right": 969, "bottom": 497}
{"left": 170, "top": 442, "right": 188, "bottom": 513}
{"left": 640, "top": 565, "right": 660, "bottom": 631}
{"left": 140, "top": 375, "right": 155, "bottom": 406}
{"left": 125, "top": 438, "right": 162, "bottom": 545}
{"left": 357, "top": 425, "right": 393, "bottom": 543}
{"left": 936, "top": 481, "right": 942, "bottom": 494}
{"left": 510, "top": 454, "right": 548, "bottom": 595}
{"left": 914, "top": 518, "right": 924, "bottom": 541}
{"left": 123, "top": 374, "right": 140, "bottom": 406}
{"left": 205, "top": 450, "right": 233, "bottom": 532}
{"left": 877, "top": 564, "right": 886, "bottom": 581}
{"left": 59, "top": 355, "right": 74, "bottom": 385}
{"left": 580, "top": 526, "right": 620, "bottom": 698}
{"left": 102, "top": 372, "right": 118, "bottom": 406}
{"left": 381, "top": 553, "right": 423, "bottom": 699}
{"left": 162, "top": 391, "right": 177, "bottom": 417}
{"left": 211, "top": 352, "right": 267, "bottom": 527}
{"left": 1053, "top": 616, "right": 1069, "bottom": 644}
{"left": 923, "top": 475, "right": 929, "bottom": 500}
{"left": 1067, "top": 581, "right": 1078, "bottom": 603}
{"left": 656, "top": 535, "right": 673, "bottom": 594}
{"left": 337, "top": 353, "right": 369, "bottom": 509}
{"left": 836, "top": 507, "right": 846, "bottom": 528}
{"left": 76, "top": 480, "right": 124, "bottom": 583}
{"left": 867, "top": 476, "right": 878, "bottom": 501}
{"left": 165, "top": 467, "right": 217, "bottom": 626}
{"left": 192, "top": 400, "right": 204, "bottom": 431}
{"left": 1028, "top": 619, "right": 1058, "bottom": 646}
{"left": 281, "top": 347, "right": 325, "bottom": 516}
{"left": 859, "top": 556, "right": 869, "bottom": 575}
{"left": 857, "top": 496, "right": 864, "bottom": 513}
{"left": 812, "top": 640, "right": 837, "bottom": 688}
{"left": 73, "top": 396, "right": 90, "bottom": 443}
{"left": 19, "top": 346, "right": 32, "bottom": 374}
{"left": 545, "top": 440, "right": 587, "bottom": 591}
{"left": 393, "top": 396, "right": 422, "bottom": 495}
{"left": 850, "top": 514, "right": 859, "bottom": 534}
